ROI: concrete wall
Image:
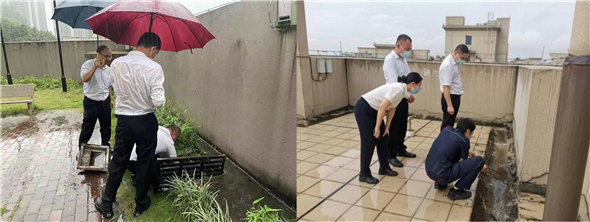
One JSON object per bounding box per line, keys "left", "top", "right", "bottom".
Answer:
{"left": 512, "top": 66, "right": 562, "bottom": 185}
{"left": 0, "top": 40, "right": 127, "bottom": 82}
{"left": 346, "top": 59, "right": 518, "bottom": 123}
{"left": 495, "top": 18, "right": 510, "bottom": 63}
{"left": 155, "top": 1, "right": 297, "bottom": 198}
{"left": 308, "top": 57, "right": 349, "bottom": 115}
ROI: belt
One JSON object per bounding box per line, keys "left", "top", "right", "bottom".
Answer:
{"left": 84, "top": 96, "right": 110, "bottom": 102}
{"left": 115, "top": 113, "right": 154, "bottom": 119}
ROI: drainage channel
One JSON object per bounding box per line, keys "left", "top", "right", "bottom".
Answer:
{"left": 471, "top": 127, "right": 520, "bottom": 221}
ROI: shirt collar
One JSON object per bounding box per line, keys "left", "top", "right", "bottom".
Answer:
{"left": 129, "top": 51, "right": 149, "bottom": 58}
{"left": 392, "top": 50, "right": 404, "bottom": 60}
{"left": 448, "top": 54, "right": 457, "bottom": 66}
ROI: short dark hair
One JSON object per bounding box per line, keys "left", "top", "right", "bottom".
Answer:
{"left": 455, "top": 44, "right": 469, "bottom": 54}
{"left": 456, "top": 118, "right": 476, "bottom": 133}
{"left": 137, "top": 32, "right": 162, "bottom": 50}
{"left": 96, "top": 45, "right": 109, "bottom": 53}
{"left": 396, "top": 34, "right": 412, "bottom": 44}
{"left": 167, "top": 125, "right": 181, "bottom": 135}
{"left": 398, "top": 72, "right": 423, "bottom": 84}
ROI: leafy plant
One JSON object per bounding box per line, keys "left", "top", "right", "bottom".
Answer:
{"left": 155, "top": 102, "right": 205, "bottom": 156}
{"left": 244, "top": 197, "right": 287, "bottom": 222}
{"left": 0, "top": 75, "right": 81, "bottom": 91}
{"left": 167, "top": 172, "right": 232, "bottom": 222}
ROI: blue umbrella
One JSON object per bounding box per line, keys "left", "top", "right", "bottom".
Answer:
{"left": 50, "top": 0, "right": 117, "bottom": 92}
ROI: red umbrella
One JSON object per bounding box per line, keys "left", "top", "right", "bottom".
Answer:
{"left": 86, "top": 0, "right": 214, "bottom": 52}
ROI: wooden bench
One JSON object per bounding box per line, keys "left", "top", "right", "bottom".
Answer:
{"left": 0, "top": 84, "right": 34, "bottom": 114}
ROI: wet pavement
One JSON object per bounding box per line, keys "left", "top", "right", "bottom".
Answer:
{"left": 1, "top": 110, "right": 106, "bottom": 222}
{"left": 296, "top": 114, "right": 493, "bottom": 221}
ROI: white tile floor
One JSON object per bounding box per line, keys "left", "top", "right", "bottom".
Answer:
{"left": 297, "top": 114, "right": 493, "bottom": 221}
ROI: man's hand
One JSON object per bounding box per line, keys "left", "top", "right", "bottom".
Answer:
{"left": 383, "top": 129, "right": 390, "bottom": 137}
{"left": 408, "top": 95, "right": 415, "bottom": 103}
{"left": 481, "top": 164, "right": 488, "bottom": 173}
{"left": 110, "top": 100, "right": 114, "bottom": 110}
{"left": 93, "top": 59, "right": 102, "bottom": 68}
{"left": 374, "top": 127, "right": 380, "bottom": 139}
{"left": 447, "top": 106, "right": 455, "bottom": 115}
{"left": 469, "top": 151, "right": 476, "bottom": 157}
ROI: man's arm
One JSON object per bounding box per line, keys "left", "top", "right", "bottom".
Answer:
{"left": 383, "top": 57, "right": 399, "bottom": 84}
{"left": 440, "top": 65, "right": 454, "bottom": 115}
{"left": 81, "top": 60, "right": 102, "bottom": 82}
{"left": 460, "top": 143, "right": 469, "bottom": 160}
{"left": 150, "top": 68, "right": 166, "bottom": 108}
{"left": 167, "top": 143, "right": 177, "bottom": 158}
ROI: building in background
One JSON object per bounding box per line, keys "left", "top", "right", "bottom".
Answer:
{"left": 549, "top": 53, "right": 568, "bottom": 65}
{"left": 357, "top": 43, "right": 430, "bottom": 60}
{"left": 443, "top": 14, "right": 510, "bottom": 63}
{"left": 8, "top": 0, "right": 48, "bottom": 31}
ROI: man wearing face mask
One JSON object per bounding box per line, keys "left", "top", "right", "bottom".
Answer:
{"left": 439, "top": 44, "right": 469, "bottom": 131}
{"left": 425, "top": 118, "right": 487, "bottom": 200}
{"left": 383, "top": 34, "right": 417, "bottom": 168}
{"left": 79, "top": 45, "right": 113, "bottom": 149}
{"left": 95, "top": 32, "right": 165, "bottom": 218}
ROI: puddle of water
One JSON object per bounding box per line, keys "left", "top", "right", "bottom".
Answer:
{"left": 472, "top": 127, "right": 520, "bottom": 221}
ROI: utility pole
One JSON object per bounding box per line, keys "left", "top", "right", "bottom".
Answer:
{"left": 1, "top": 27, "right": 13, "bottom": 84}
{"left": 53, "top": 0, "right": 67, "bottom": 92}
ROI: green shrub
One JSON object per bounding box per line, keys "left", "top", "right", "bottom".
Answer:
{"left": 244, "top": 197, "right": 287, "bottom": 222}
{"left": 0, "top": 75, "right": 82, "bottom": 91}
{"left": 168, "top": 172, "right": 232, "bottom": 222}
{"left": 156, "top": 102, "right": 205, "bottom": 156}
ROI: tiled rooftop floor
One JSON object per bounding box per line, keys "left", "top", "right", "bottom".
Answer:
{"left": 297, "top": 113, "right": 492, "bottom": 221}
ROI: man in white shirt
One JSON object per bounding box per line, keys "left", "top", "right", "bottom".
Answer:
{"left": 383, "top": 34, "right": 417, "bottom": 168}
{"left": 79, "top": 45, "right": 113, "bottom": 148}
{"left": 127, "top": 125, "right": 180, "bottom": 186}
{"left": 439, "top": 44, "right": 469, "bottom": 131}
{"left": 96, "top": 33, "right": 165, "bottom": 218}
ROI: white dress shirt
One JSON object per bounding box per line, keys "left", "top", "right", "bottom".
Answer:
{"left": 439, "top": 54, "right": 464, "bottom": 95}
{"left": 111, "top": 51, "right": 166, "bottom": 115}
{"left": 362, "top": 83, "right": 408, "bottom": 111}
{"left": 80, "top": 59, "right": 111, "bottom": 101}
{"left": 383, "top": 50, "right": 412, "bottom": 99}
{"left": 130, "top": 126, "right": 177, "bottom": 161}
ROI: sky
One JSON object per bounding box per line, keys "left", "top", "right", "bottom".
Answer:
{"left": 305, "top": 1, "right": 576, "bottom": 60}
{"left": 42, "top": 0, "right": 234, "bottom": 36}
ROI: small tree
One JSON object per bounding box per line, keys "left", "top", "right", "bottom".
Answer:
{"left": 1, "top": 18, "right": 56, "bottom": 42}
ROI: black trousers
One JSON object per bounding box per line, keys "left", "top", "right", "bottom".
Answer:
{"left": 79, "top": 96, "right": 111, "bottom": 147}
{"left": 388, "top": 98, "right": 408, "bottom": 158}
{"left": 354, "top": 98, "right": 391, "bottom": 177}
{"left": 437, "top": 156, "right": 485, "bottom": 190}
{"left": 441, "top": 94, "right": 461, "bottom": 132}
{"left": 102, "top": 113, "right": 158, "bottom": 208}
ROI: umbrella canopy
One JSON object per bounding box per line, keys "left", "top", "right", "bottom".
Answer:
{"left": 51, "top": 0, "right": 119, "bottom": 30}
{"left": 86, "top": 0, "right": 215, "bottom": 52}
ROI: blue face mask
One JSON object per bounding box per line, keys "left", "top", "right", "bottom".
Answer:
{"left": 402, "top": 51, "right": 411, "bottom": 58}
{"left": 411, "top": 86, "right": 421, "bottom": 94}
{"left": 456, "top": 59, "right": 465, "bottom": 65}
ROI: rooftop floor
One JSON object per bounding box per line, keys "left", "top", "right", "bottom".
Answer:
{"left": 296, "top": 114, "right": 492, "bottom": 221}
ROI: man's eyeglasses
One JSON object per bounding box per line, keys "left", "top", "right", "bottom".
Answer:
{"left": 99, "top": 53, "right": 112, "bottom": 59}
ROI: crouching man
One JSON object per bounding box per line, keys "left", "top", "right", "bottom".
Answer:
{"left": 425, "top": 118, "right": 487, "bottom": 200}
{"left": 127, "top": 125, "right": 180, "bottom": 185}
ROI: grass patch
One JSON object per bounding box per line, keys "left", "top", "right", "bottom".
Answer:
{"left": 116, "top": 171, "right": 181, "bottom": 222}
{"left": 168, "top": 173, "right": 231, "bottom": 222}
{"left": 245, "top": 198, "right": 287, "bottom": 222}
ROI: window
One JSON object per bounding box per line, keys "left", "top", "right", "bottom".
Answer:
{"left": 466, "top": 36, "right": 472, "bottom": 45}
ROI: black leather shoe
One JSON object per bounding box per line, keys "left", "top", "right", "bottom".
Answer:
{"left": 134, "top": 197, "right": 151, "bottom": 217}
{"left": 379, "top": 168, "right": 398, "bottom": 176}
{"left": 398, "top": 151, "right": 417, "bottom": 158}
{"left": 448, "top": 188, "right": 472, "bottom": 200}
{"left": 388, "top": 158, "right": 404, "bottom": 167}
{"left": 95, "top": 198, "right": 114, "bottom": 218}
{"left": 359, "top": 175, "right": 379, "bottom": 184}
{"left": 434, "top": 183, "right": 448, "bottom": 190}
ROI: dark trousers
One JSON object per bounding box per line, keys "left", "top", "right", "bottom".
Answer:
{"left": 388, "top": 98, "right": 408, "bottom": 158}
{"left": 438, "top": 156, "right": 485, "bottom": 190}
{"left": 79, "top": 96, "right": 111, "bottom": 147}
{"left": 127, "top": 158, "right": 157, "bottom": 183}
{"left": 102, "top": 113, "right": 158, "bottom": 208}
{"left": 355, "top": 98, "right": 391, "bottom": 177}
{"left": 441, "top": 94, "right": 461, "bottom": 132}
